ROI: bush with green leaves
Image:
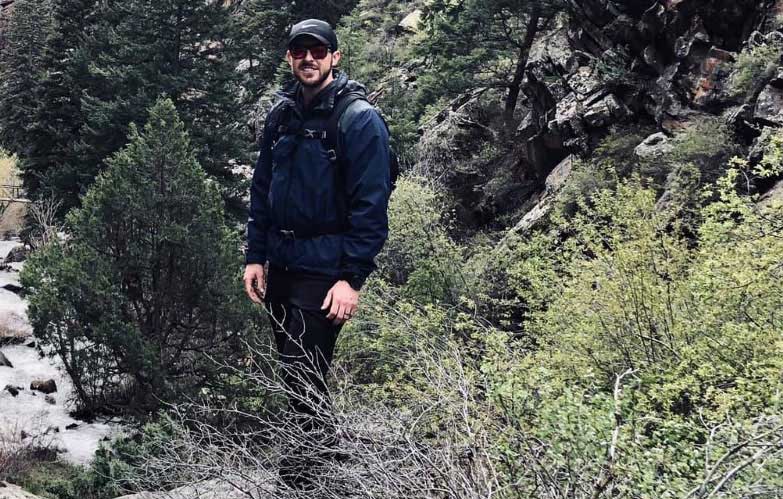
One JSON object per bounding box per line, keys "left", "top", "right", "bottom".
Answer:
{"left": 21, "top": 98, "right": 261, "bottom": 416}
{"left": 732, "top": 41, "right": 783, "bottom": 97}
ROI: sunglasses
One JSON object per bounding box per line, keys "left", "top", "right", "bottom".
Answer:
{"left": 290, "top": 45, "right": 331, "bottom": 60}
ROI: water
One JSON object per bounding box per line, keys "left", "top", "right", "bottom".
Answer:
{"left": 0, "top": 238, "right": 122, "bottom": 465}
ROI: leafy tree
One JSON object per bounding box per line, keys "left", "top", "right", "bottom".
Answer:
{"left": 21, "top": 98, "right": 260, "bottom": 415}
{"left": 0, "top": 0, "right": 54, "bottom": 157}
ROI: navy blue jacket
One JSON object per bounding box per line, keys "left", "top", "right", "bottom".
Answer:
{"left": 246, "top": 71, "right": 390, "bottom": 291}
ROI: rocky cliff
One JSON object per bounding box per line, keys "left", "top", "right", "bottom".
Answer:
{"left": 414, "top": 0, "right": 783, "bottom": 232}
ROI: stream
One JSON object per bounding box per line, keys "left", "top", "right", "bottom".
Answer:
{"left": 0, "top": 238, "right": 122, "bottom": 466}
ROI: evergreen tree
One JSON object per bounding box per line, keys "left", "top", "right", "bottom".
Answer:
{"left": 21, "top": 98, "right": 259, "bottom": 415}
{"left": 78, "top": 0, "right": 248, "bottom": 212}
{"left": 0, "top": 0, "right": 54, "bottom": 157}
{"left": 21, "top": 0, "right": 98, "bottom": 208}
{"left": 418, "top": 0, "right": 562, "bottom": 124}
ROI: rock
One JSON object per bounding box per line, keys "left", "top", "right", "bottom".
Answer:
{"left": 44, "top": 395, "right": 56, "bottom": 405}
{"left": 0, "top": 481, "right": 48, "bottom": 499}
{"left": 112, "top": 475, "right": 276, "bottom": 499}
{"left": 397, "top": 9, "right": 422, "bottom": 33}
{"left": 583, "top": 93, "right": 630, "bottom": 128}
{"left": 0, "top": 351, "right": 12, "bottom": 368}
{"left": 567, "top": 65, "right": 602, "bottom": 96}
{"left": 65, "top": 423, "right": 79, "bottom": 430}
{"left": 43, "top": 426, "right": 59, "bottom": 435}
{"left": 24, "top": 340, "right": 35, "bottom": 348}
{"left": 692, "top": 47, "right": 736, "bottom": 107}
{"left": 3, "top": 384, "right": 21, "bottom": 396}
{"left": 755, "top": 83, "right": 783, "bottom": 126}
{"left": 635, "top": 132, "right": 675, "bottom": 160}
{"left": 507, "top": 155, "right": 576, "bottom": 235}
{"left": 759, "top": 179, "right": 783, "bottom": 209}
{"left": 2, "top": 283, "right": 24, "bottom": 295}
{"left": 3, "top": 245, "right": 27, "bottom": 263}
{"left": 30, "top": 379, "right": 57, "bottom": 394}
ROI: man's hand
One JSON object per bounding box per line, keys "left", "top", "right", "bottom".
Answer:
{"left": 322, "top": 280, "right": 359, "bottom": 325}
{"left": 243, "top": 264, "right": 266, "bottom": 304}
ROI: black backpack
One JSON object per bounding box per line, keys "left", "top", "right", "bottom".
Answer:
{"left": 268, "top": 91, "right": 400, "bottom": 195}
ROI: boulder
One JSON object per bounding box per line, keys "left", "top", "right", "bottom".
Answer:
{"left": 30, "top": 379, "right": 57, "bottom": 394}
{"left": 3, "top": 384, "right": 21, "bottom": 396}
{"left": 759, "top": 179, "right": 783, "bottom": 209}
{"left": 397, "top": 9, "right": 422, "bottom": 33}
{"left": 755, "top": 83, "right": 783, "bottom": 126}
{"left": 3, "top": 245, "right": 27, "bottom": 263}
{"left": 507, "top": 155, "right": 576, "bottom": 235}
{"left": 0, "top": 351, "right": 12, "bottom": 368}
{"left": 0, "top": 482, "right": 47, "bottom": 499}
{"left": 635, "top": 132, "right": 675, "bottom": 160}
{"left": 583, "top": 93, "right": 630, "bottom": 128}
{"left": 691, "top": 47, "right": 736, "bottom": 107}
{"left": 2, "top": 283, "right": 24, "bottom": 295}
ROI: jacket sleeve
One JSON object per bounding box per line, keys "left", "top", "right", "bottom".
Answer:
{"left": 245, "top": 112, "right": 274, "bottom": 265}
{"left": 338, "top": 103, "right": 391, "bottom": 290}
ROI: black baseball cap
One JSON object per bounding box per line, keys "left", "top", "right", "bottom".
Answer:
{"left": 287, "top": 19, "right": 338, "bottom": 51}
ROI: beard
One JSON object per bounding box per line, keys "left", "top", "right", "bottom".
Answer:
{"left": 294, "top": 62, "right": 332, "bottom": 88}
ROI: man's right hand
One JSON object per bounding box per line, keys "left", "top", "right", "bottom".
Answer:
{"left": 243, "top": 264, "right": 266, "bottom": 304}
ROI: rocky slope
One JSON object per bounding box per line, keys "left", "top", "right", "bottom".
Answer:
{"left": 413, "top": 0, "right": 783, "bottom": 231}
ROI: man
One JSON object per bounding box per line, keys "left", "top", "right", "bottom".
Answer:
{"left": 242, "top": 19, "right": 391, "bottom": 490}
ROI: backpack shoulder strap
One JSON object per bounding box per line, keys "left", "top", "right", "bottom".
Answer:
{"left": 265, "top": 98, "right": 294, "bottom": 145}
{"left": 324, "top": 92, "right": 367, "bottom": 161}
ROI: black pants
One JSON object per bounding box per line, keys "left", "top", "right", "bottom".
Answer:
{"left": 264, "top": 266, "right": 343, "bottom": 490}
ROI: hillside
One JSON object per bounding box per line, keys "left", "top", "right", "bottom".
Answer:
{"left": 0, "top": 0, "right": 782, "bottom": 497}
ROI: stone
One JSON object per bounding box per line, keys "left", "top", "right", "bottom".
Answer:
{"left": 65, "top": 423, "right": 79, "bottom": 430}
{"left": 583, "top": 93, "right": 629, "bottom": 128}
{"left": 635, "top": 132, "right": 675, "bottom": 160}
{"left": 3, "top": 245, "right": 27, "bottom": 263}
{"left": 759, "top": 179, "right": 783, "bottom": 209}
{"left": 44, "top": 395, "right": 56, "bottom": 405}
{"left": 397, "top": 9, "right": 422, "bottom": 33}
{"left": 2, "top": 283, "right": 24, "bottom": 295}
{"left": 3, "top": 384, "right": 20, "bottom": 396}
{"left": 0, "top": 351, "right": 12, "bottom": 368}
{"left": 0, "top": 481, "right": 48, "bottom": 499}
{"left": 755, "top": 84, "right": 783, "bottom": 126}
{"left": 692, "top": 47, "right": 736, "bottom": 107}
{"left": 567, "top": 65, "right": 602, "bottom": 96}
{"left": 30, "top": 379, "right": 57, "bottom": 394}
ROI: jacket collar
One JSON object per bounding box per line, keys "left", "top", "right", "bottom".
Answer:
{"left": 277, "top": 70, "right": 367, "bottom": 116}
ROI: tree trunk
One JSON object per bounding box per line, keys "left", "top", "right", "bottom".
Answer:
{"left": 504, "top": 5, "right": 543, "bottom": 126}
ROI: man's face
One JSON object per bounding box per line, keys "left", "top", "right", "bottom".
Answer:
{"left": 286, "top": 36, "right": 341, "bottom": 88}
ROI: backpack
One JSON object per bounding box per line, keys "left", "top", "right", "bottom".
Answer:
{"left": 268, "top": 91, "right": 400, "bottom": 195}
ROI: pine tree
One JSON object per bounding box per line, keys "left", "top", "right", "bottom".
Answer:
{"left": 0, "top": 0, "right": 54, "bottom": 157}
{"left": 21, "top": 98, "right": 259, "bottom": 414}
{"left": 21, "top": 0, "right": 98, "bottom": 208}
{"left": 418, "top": 0, "right": 562, "bottom": 124}
{"left": 78, "top": 0, "right": 248, "bottom": 211}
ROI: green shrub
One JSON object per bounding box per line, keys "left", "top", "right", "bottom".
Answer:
{"left": 732, "top": 41, "right": 783, "bottom": 97}
{"left": 21, "top": 98, "right": 261, "bottom": 415}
